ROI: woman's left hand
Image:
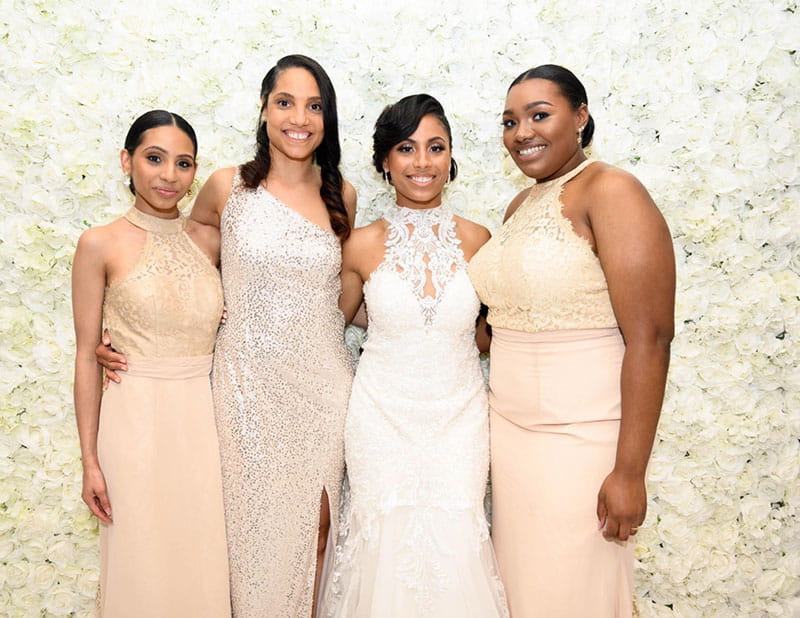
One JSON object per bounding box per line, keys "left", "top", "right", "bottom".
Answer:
{"left": 596, "top": 470, "right": 646, "bottom": 541}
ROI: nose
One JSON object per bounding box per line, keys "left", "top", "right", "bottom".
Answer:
{"left": 413, "top": 148, "right": 430, "bottom": 168}
{"left": 160, "top": 163, "right": 177, "bottom": 182}
{"left": 291, "top": 106, "right": 308, "bottom": 126}
{"left": 515, "top": 119, "right": 535, "bottom": 142}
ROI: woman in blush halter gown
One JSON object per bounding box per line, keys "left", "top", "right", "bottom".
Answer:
{"left": 468, "top": 64, "right": 675, "bottom": 617}
{"left": 320, "top": 94, "right": 508, "bottom": 618}
{"left": 73, "top": 110, "right": 230, "bottom": 617}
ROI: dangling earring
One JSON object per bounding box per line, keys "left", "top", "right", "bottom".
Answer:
{"left": 577, "top": 126, "right": 584, "bottom": 145}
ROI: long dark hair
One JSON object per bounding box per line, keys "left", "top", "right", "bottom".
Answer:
{"left": 372, "top": 93, "right": 458, "bottom": 183}
{"left": 509, "top": 65, "right": 595, "bottom": 148}
{"left": 240, "top": 54, "right": 349, "bottom": 240}
{"left": 124, "top": 110, "right": 197, "bottom": 195}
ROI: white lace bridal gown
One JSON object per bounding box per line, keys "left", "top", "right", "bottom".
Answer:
{"left": 320, "top": 204, "right": 508, "bottom": 617}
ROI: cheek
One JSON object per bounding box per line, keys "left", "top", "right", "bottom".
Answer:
{"left": 502, "top": 131, "right": 516, "bottom": 153}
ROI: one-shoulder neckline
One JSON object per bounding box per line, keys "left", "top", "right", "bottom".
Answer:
{"left": 257, "top": 184, "right": 337, "bottom": 240}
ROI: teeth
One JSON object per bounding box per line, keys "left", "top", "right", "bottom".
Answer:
{"left": 519, "top": 144, "right": 546, "bottom": 156}
{"left": 286, "top": 131, "right": 310, "bottom": 140}
{"left": 409, "top": 176, "right": 434, "bottom": 184}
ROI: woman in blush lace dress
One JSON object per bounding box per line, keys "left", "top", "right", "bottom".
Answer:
{"left": 73, "top": 111, "right": 229, "bottom": 617}
{"left": 319, "top": 94, "right": 508, "bottom": 618}
{"left": 469, "top": 65, "right": 675, "bottom": 617}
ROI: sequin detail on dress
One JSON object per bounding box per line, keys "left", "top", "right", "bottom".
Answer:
{"left": 212, "top": 173, "right": 353, "bottom": 617}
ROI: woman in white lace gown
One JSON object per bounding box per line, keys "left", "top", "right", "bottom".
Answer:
{"left": 320, "top": 94, "right": 508, "bottom": 617}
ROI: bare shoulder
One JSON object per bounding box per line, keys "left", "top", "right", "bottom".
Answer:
{"left": 453, "top": 215, "right": 491, "bottom": 247}
{"left": 344, "top": 218, "right": 386, "bottom": 250}
{"left": 191, "top": 167, "right": 237, "bottom": 226}
{"left": 205, "top": 166, "right": 237, "bottom": 195}
{"left": 76, "top": 218, "right": 127, "bottom": 256}
{"left": 503, "top": 186, "right": 533, "bottom": 222}
{"left": 581, "top": 162, "right": 654, "bottom": 210}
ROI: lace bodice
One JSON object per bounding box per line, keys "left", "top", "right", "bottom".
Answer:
{"left": 103, "top": 207, "right": 223, "bottom": 357}
{"left": 374, "top": 204, "right": 464, "bottom": 327}
{"left": 468, "top": 159, "right": 617, "bottom": 333}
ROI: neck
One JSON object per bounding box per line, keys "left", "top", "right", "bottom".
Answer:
{"left": 132, "top": 200, "right": 180, "bottom": 219}
{"left": 267, "top": 146, "right": 318, "bottom": 185}
{"left": 535, "top": 149, "right": 588, "bottom": 183}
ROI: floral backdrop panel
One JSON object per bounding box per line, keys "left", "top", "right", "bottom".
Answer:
{"left": 0, "top": 0, "right": 798, "bottom": 616}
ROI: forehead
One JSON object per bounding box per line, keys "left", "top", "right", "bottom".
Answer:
{"left": 408, "top": 114, "right": 448, "bottom": 140}
{"left": 271, "top": 67, "right": 321, "bottom": 97}
{"left": 505, "top": 78, "right": 567, "bottom": 109}
{"left": 137, "top": 125, "right": 194, "bottom": 152}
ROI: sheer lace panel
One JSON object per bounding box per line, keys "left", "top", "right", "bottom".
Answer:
{"left": 377, "top": 205, "right": 464, "bottom": 326}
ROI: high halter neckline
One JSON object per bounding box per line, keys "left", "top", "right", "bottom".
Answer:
{"left": 124, "top": 206, "right": 185, "bottom": 234}
{"left": 534, "top": 158, "right": 594, "bottom": 188}
{"left": 388, "top": 204, "right": 449, "bottom": 224}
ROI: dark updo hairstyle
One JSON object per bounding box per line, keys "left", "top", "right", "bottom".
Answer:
{"left": 372, "top": 93, "right": 458, "bottom": 183}
{"left": 509, "top": 64, "right": 594, "bottom": 148}
{"left": 124, "top": 110, "right": 197, "bottom": 195}
{"left": 240, "top": 54, "right": 350, "bottom": 241}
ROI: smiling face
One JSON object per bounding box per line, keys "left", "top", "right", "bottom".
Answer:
{"left": 383, "top": 114, "right": 451, "bottom": 210}
{"left": 262, "top": 67, "right": 324, "bottom": 163}
{"left": 502, "top": 78, "right": 588, "bottom": 182}
{"left": 120, "top": 124, "right": 196, "bottom": 216}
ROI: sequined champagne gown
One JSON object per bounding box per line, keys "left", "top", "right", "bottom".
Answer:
{"left": 212, "top": 172, "right": 354, "bottom": 616}
{"left": 319, "top": 204, "right": 508, "bottom": 618}
{"left": 97, "top": 207, "right": 229, "bottom": 617}
{"left": 468, "top": 160, "right": 636, "bottom": 617}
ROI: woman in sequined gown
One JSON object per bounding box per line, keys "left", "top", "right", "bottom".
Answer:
{"left": 97, "top": 56, "right": 356, "bottom": 617}
{"left": 73, "top": 111, "right": 229, "bottom": 616}
{"left": 468, "top": 65, "right": 675, "bottom": 617}
{"left": 320, "top": 95, "right": 508, "bottom": 617}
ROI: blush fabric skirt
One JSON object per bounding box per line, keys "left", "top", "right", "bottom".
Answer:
{"left": 488, "top": 327, "right": 635, "bottom": 618}
{"left": 96, "top": 355, "right": 230, "bottom": 617}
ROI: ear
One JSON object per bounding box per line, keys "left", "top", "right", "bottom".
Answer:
{"left": 575, "top": 103, "right": 589, "bottom": 131}
{"left": 120, "top": 148, "right": 132, "bottom": 175}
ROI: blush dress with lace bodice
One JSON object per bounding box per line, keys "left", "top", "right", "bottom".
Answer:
{"left": 320, "top": 204, "right": 508, "bottom": 618}
{"left": 97, "top": 207, "right": 229, "bottom": 617}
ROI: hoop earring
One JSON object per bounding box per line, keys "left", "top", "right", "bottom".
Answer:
{"left": 382, "top": 170, "right": 392, "bottom": 185}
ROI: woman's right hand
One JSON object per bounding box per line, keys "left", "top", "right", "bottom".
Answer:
{"left": 95, "top": 330, "right": 127, "bottom": 384}
{"left": 82, "top": 465, "right": 112, "bottom": 523}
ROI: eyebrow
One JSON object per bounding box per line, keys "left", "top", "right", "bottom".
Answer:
{"left": 273, "top": 92, "right": 323, "bottom": 102}
{"left": 142, "top": 145, "right": 194, "bottom": 159}
{"left": 402, "top": 136, "right": 447, "bottom": 144}
{"left": 502, "top": 100, "right": 554, "bottom": 115}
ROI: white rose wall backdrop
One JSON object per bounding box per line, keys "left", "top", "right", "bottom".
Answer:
{"left": 1, "top": 0, "right": 798, "bottom": 615}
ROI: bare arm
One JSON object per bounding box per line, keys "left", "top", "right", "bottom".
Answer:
{"left": 339, "top": 234, "right": 365, "bottom": 326}
{"left": 342, "top": 179, "right": 357, "bottom": 228}
{"left": 590, "top": 169, "right": 675, "bottom": 541}
{"left": 72, "top": 229, "right": 113, "bottom": 523}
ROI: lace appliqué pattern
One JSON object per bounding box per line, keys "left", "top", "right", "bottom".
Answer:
{"left": 468, "top": 159, "right": 618, "bottom": 334}
{"left": 378, "top": 204, "right": 463, "bottom": 327}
